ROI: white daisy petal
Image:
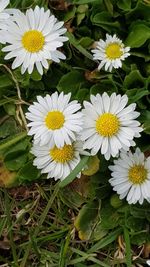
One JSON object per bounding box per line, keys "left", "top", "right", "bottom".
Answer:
{"left": 109, "top": 148, "right": 150, "bottom": 205}
{"left": 2, "top": 5, "right": 68, "bottom": 74}
{"left": 31, "top": 140, "right": 89, "bottom": 181}
{"left": 0, "top": 0, "right": 10, "bottom": 36}
{"left": 26, "top": 92, "right": 83, "bottom": 147}
{"left": 92, "top": 34, "right": 130, "bottom": 72}
{"left": 81, "top": 93, "right": 142, "bottom": 160}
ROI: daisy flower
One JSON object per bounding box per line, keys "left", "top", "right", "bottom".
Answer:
{"left": 81, "top": 92, "right": 142, "bottom": 160}
{"left": 109, "top": 148, "right": 150, "bottom": 205}
{"left": 0, "top": 0, "right": 10, "bottom": 44}
{"left": 26, "top": 92, "right": 83, "bottom": 147}
{"left": 92, "top": 34, "right": 130, "bottom": 72}
{"left": 2, "top": 6, "right": 68, "bottom": 75}
{"left": 31, "top": 141, "right": 89, "bottom": 181}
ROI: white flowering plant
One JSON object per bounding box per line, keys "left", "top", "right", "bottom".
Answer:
{"left": 0, "top": 0, "right": 150, "bottom": 266}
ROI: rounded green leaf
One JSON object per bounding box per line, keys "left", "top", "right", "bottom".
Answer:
{"left": 74, "top": 200, "right": 100, "bottom": 240}
{"left": 125, "top": 23, "right": 150, "bottom": 48}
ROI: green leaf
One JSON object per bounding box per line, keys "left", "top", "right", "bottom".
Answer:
{"left": 130, "top": 232, "right": 147, "bottom": 246}
{"left": 0, "top": 132, "right": 27, "bottom": 152}
{"left": 126, "top": 1, "right": 150, "bottom": 21}
{"left": 110, "top": 194, "right": 123, "bottom": 209}
{"left": 104, "top": 0, "right": 113, "bottom": 15}
{"left": 57, "top": 70, "right": 86, "bottom": 95}
{"left": 66, "top": 32, "right": 93, "bottom": 60}
{"left": 77, "top": 13, "right": 86, "bottom": 25}
{"left": 31, "top": 69, "right": 42, "bottom": 81}
{"left": 117, "top": 0, "right": 131, "bottom": 11}
{"left": 4, "top": 103, "right": 16, "bottom": 116}
{"left": 131, "top": 51, "right": 150, "bottom": 62}
{"left": 59, "top": 187, "right": 86, "bottom": 209}
{"left": 63, "top": 6, "right": 76, "bottom": 22}
{"left": 0, "top": 119, "right": 17, "bottom": 139}
{"left": 76, "top": 88, "right": 90, "bottom": 102}
{"left": 140, "top": 110, "right": 150, "bottom": 135}
{"left": 76, "top": 4, "right": 88, "bottom": 25}
{"left": 0, "top": 97, "right": 17, "bottom": 107}
{"left": 4, "top": 150, "right": 28, "bottom": 171}
{"left": 74, "top": 200, "right": 100, "bottom": 240}
{"left": 73, "top": 0, "right": 98, "bottom": 4}
{"left": 59, "top": 156, "right": 89, "bottom": 188}
{"left": 100, "top": 202, "right": 120, "bottom": 230}
{"left": 0, "top": 74, "right": 13, "bottom": 89}
{"left": 125, "top": 23, "right": 150, "bottom": 48}
{"left": 5, "top": 137, "right": 30, "bottom": 154}
{"left": 143, "top": 122, "right": 150, "bottom": 135}
{"left": 77, "top": 37, "right": 94, "bottom": 48}
{"left": 126, "top": 217, "right": 146, "bottom": 232}
{"left": 82, "top": 155, "right": 100, "bottom": 176}
{"left": 17, "top": 161, "right": 40, "bottom": 182}
{"left": 130, "top": 206, "right": 150, "bottom": 219}
{"left": 92, "top": 223, "right": 108, "bottom": 241}
{"left": 90, "top": 80, "right": 117, "bottom": 95}
{"left": 123, "top": 69, "right": 146, "bottom": 89}
{"left": 126, "top": 88, "right": 149, "bottom": 103}
{"left": 140, "top": 110, "right": 150, "bottom": 124}
{"left": 0, "top": 74, "right": 13, "bottom": 98}
{"left": 88, "top": 228, "right": 122, "bottom": 253}
{"left": 44, "top": 67, "right": 64, "bottom": 89}
{"left": 13, "top": 68, "right": 30, "bottom": 87}
{"left": 91, "top": 11, "right": 120, "bottom": 31}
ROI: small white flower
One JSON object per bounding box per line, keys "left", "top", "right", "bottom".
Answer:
{"left": 31, "top": 141, "right": 89, "bottom": 181}
{"left": 81, "top": 92, "right": 142, "bottom": 160}
{"left": 26, "top": 92, "right": 83, "bottom": 147}
{"left": 0, "top": 0, "right": 10, "bottom": 43}
{"left": 92, "top": 34, "right": 130, "bottom": 72}
{"left": 2, "top": 6, "right": 68, "bottom": 75}
{"left": 109, "top": 148, "right": 150, "bottom": 205}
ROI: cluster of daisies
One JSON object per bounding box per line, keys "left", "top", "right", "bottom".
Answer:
{"left": 25, "top": 91, "right": 150, "bottom": 205}
{"left": 0, "top": 0, "right": 130, "bottom": 74}
{"left": 0, "top": 1, "right": 150, "bottom": 205}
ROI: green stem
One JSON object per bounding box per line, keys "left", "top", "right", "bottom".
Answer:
{"left": 0, "top": 132, "right": 27, "bottom": 151}
{"left": 124, "top": 227, "right": 132, "bottom": 267}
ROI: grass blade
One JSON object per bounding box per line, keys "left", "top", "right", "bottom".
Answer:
{"left": 59, "top": 232, "right": 71, "bottom": 267}
{"left": 66, "top": 32, "right": 93, "bottom": 61}
{"left": 124, "top": 227, "right": 132, "bottom": 267}
{"left": 59, "top": 156, "right": 89, "bottom": 188}
{"left": 20, "top": 182, "right": 60, "bottom": 267}
{"left": 4, "top": 190, "right": 19, "bottom": 267}
{"left": 88, "top": 228, "right": 122, "bottom": 253}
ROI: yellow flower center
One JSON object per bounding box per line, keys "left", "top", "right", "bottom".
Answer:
{"left": 22, "top": 30, "right": 45, "bottom": 53}
{"left": 45, "top": 111, "right": 65, "bottom": 130}
{"left": 50, "top": 145, "right": 74, "bottom": 163}
{"left": 128, "top": 165, "right": 147, "bottom": 184}
{"left": 96, "top": 113, "right": 120, "bottom": 137}
{"left": 105, "top": 43, "right": 123, "bottom": 59}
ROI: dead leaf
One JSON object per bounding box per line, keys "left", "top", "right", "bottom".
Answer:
{"left": 0, "top": 159, "right": 17, "bottom": 188}
{"left": 143, "top": 242, "right": 150, "bottom": 258}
